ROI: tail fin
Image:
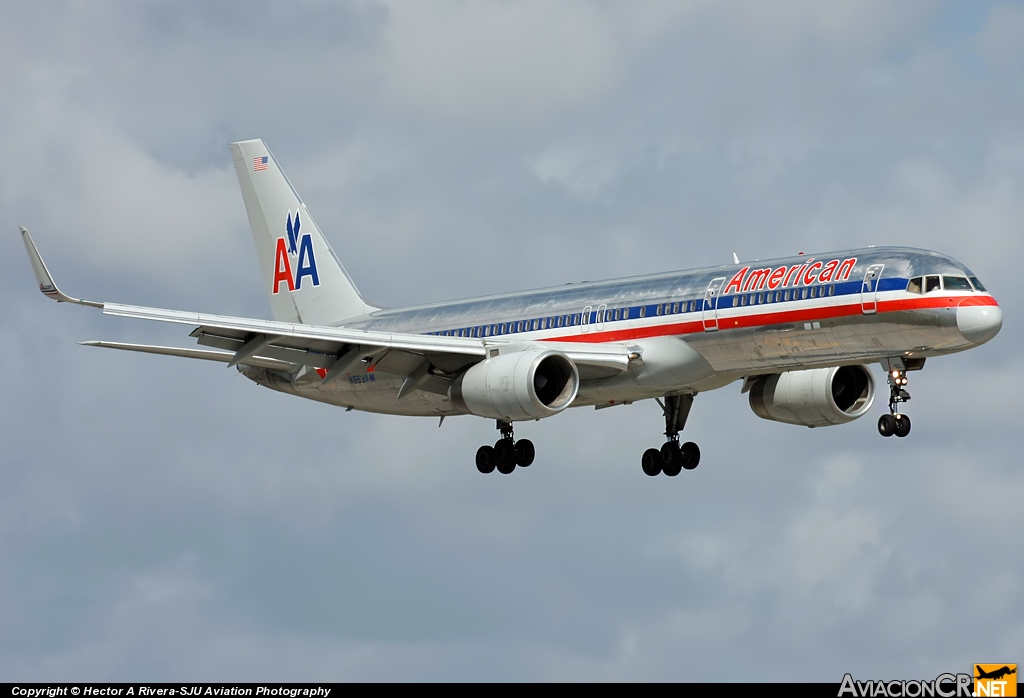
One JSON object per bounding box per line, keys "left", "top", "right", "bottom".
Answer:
{"left": 229, "top": 139, "right": 377, "bottom": 325}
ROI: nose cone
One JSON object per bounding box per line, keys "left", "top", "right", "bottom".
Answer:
{"left": 957, "top": 302, "right": 1002, "bottom": 345}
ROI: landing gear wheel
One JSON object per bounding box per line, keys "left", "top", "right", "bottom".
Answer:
{"left": 641, "top": 449, "right": 662, "bottom": 476}
{"left": 514, "top": 439, "right": 535, "bottom": 467}
{"left": 681, "top": 441, "right": 700, "bottom": 470}
{"left": 878, "top": 413, "right": 896, "bottom": 437}
{"left": 475, "top": 445, "right": 496, "bottom": 474}
{"left": 661, "top": 442, "right": 683, "bottom": 477}
{"left": 494, "top": 439, "right": 516, "bottom": 474}
{"left": 894, "top": 414, "right": 911, "bottom": 438}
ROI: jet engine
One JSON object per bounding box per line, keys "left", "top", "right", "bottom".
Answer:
{"left": 450, "top": 349, "right": 579, "bottom": 421}
{"left": 748, "top": 365, "right": 874, "bottom": 428}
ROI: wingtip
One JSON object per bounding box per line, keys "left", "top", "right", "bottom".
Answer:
{"left": 19, "top": 227, "right": 103, "bottom": 307}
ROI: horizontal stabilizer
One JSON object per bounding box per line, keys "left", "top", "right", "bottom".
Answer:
{"left": 80, "top": 341, "right": 296, "bottom": 370}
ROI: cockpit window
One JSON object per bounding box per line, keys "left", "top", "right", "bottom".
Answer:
{"left": 907, "top": 277, "right": 923, "bottom": 294}
{"left": 942, "top": 276, "right": 972, "bottom": 291}
{"left": 925, "top": 275, "right": 941, "bottom": 293}
{"left": 970, "top": 276, "right": 987, "bottom": 292}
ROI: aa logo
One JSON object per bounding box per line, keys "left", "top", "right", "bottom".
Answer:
{"left": 974, "top": 664, "right": 1017, "bottom": 697}
{"left": 272, "top": 210, "right": 320, "bottom": 294}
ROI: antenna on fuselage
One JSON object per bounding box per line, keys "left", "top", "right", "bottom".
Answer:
{"left": 732, "top": 252, "right": 740, "bottom": 264}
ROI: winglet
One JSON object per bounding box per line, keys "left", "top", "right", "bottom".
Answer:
{"left": 19, "top": 227, "right": 102, "bottom": 307}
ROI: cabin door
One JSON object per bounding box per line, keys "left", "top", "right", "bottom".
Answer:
{"left": 860, "top": 264, "right": 885, "bottom": 314}
{"left": 581, "top": 305, "right": 592, "bottom": 333}
{"left": 702, "top": 277, "right": 726, "bottom": 332}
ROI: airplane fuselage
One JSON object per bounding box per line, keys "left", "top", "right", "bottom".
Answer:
{"left": 244, "top": 246, "right": 1000, "bottom": 418}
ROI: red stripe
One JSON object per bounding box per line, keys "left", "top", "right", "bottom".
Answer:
{"left": 545, "top": 294, "right": 999, "bottom": 344}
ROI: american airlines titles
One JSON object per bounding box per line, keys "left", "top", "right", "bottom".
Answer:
{"left": 724, "top": 257, "right": 857, "bottom": 295}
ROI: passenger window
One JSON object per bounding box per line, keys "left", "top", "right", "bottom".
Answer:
{"left": 828, "top": 285, "right": 835, "bottom": 296}
{"left": 639, "top": 306, "right": 646, "bottom": 318}
{"left": 906, "top": 277, "right": 922, "bottom": 294}
{"left": 784, "top": 290, "right": 791, "bottom": 301}
{"left": 925, "top": 275, "right": 941, "bottom": 293}
{"left": 656, "top": 304, "right": 663, "bottom": 316}
{"left": 943, "top": 276, "right": 972, "bottom": 291}
{"left": 970, "top": 276, "right": 987, "bottom": 292}
{"left": 801, "top": 288, "right": 808, "bottom": 299}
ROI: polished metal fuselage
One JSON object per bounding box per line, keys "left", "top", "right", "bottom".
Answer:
{"left": 246, "top": 246, "right": 997, "bottom": 418}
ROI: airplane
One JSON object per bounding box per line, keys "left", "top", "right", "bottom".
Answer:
{"left": 975, "top": 666, "right": 1016, "bottom": 681}
{"left": 19, "top": 139, "right": 1003, "bottom": 476}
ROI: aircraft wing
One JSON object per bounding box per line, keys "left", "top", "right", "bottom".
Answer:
{"left": 20, "top": 227, "right": 631, "bottom": 382}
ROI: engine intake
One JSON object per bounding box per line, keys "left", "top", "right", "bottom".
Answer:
{"left": 450, "top": 349, "right": 579, "bottom": 421}
{"left": 749, "top": 365, "right": 874, "bottom": 427}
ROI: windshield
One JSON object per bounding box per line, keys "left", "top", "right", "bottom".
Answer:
{"left": 943, "top": 276, "right": 972, "bottom": 291}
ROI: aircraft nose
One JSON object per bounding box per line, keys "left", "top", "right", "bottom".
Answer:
{"left": 957, "top": 301, "right": 1002, "bottom": 345}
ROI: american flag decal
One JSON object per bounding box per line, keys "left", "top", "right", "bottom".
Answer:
{"left": 253, "top": 156, "right": 268, "bottom": 171}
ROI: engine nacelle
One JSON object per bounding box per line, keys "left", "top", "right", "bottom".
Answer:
{"left": 450, "top": 349, "right": 579, "bottom": 421}
{"left": 749, "top": 365, "right": 875, "bottom": 427}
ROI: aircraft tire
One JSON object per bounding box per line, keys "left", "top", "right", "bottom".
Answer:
{"left": 661, "top": 443, "right": 683, "bottom": 477}
{"left": 494, "top": 439, "right": 516, "bottom": 474}
{"left": 476, "top": 445, "right": 496, "bottom": 474}
{"left": 681, "top": 442, "right": 700, "bottom": 470}
{"left": 878, "top": 414, "right": 896, "bottom": 437}
{"left": 514, "top": 439, "right": 535, "bottom": 467}
{"left": 894, "top": 414, "right": 911, "bottom": 438}
{"left": 642, "top": 448, "right": 662, "bottom": 476}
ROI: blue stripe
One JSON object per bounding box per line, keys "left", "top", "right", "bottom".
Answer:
{"left": 427, "top": 278, "right": 913, "bottom": 338}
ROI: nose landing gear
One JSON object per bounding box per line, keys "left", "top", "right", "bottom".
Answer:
{"left": 476, "top": 420, "right": 535, "bottom": 474}
{"left": 641, "top": 394, "right": 700, "bottom": 476}
{"left": 878, "top": 368, "right": 912, "bottom": 438}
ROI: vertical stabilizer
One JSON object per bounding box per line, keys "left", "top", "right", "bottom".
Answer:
{"left": 230, "top": 139, "right": 377, "bottom": 325}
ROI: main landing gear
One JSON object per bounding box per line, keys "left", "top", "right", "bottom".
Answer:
{"left": 475, "top": 420, "right": 535, "bottom": 474}
{"left": 641, "top": 394, "right": 701, "bottom": 477}
{"left": 878, "top": 367, "right": 912, "bottom": 438}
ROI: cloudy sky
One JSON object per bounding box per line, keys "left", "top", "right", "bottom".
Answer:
{"left": 2, "top": 0, "right": 1022, "bottom": 682}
